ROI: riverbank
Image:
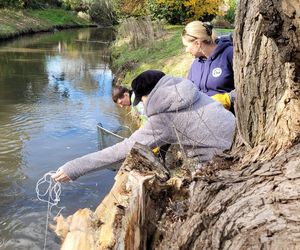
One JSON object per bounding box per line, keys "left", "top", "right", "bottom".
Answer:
{"left": 0, "top": 8, "right": 95, "bottom": 40}
{"left": 111, "top": 24, "right": 233, "bottom": 86}
{"left": 111, "top": 25, "right": 193, "bottom": 86}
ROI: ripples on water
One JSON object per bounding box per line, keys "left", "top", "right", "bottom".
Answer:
{"left": 0, "top": 28, "right": 132, "bottom": 249}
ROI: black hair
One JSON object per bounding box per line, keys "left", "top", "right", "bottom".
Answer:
{"left": 112, "top": 86, "right": 131, "bottom": 103}
{"left": 203, "top": 22, "right": 213, "bottom": 36}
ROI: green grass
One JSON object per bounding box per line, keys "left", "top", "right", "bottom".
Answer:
{"left": 0, "top": 8, "right": 93, "bottom": 39}
{"left": 113, "top": 26, "right": 182, "bottom": 68}
{"left": 0, "top": 24, "right": 16, "bottom": 34}
{"left": 26, "top": 9, "right": 90, "bottom": 26}
{"left": 112, "top": 25, "right": 233, "bottom": 87}
{"left": 215, "top": 28, "right": 234, "bottom": 35}
{"left": 112, "top": 25, "right": 186, "bottom": 85}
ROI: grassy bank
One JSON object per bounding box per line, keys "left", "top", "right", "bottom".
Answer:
{"left": 111, "top": 25, "right": 193, "bottom": 86}
{"left": 0, "top": 8, "right": 94, "bottom": 40}
{"left": 111, "top": 25, "right": 233, "bottom": 87}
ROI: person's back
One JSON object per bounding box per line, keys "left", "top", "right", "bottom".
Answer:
{"left": 134, "top": 75, "right": 235, "bottom": 161}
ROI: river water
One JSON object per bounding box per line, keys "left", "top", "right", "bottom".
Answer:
{"left": 0, "top": 28, "right": 134, "bottom": 249}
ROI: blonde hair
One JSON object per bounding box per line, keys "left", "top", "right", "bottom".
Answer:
{"left": 182, "top": 21, "right": 217, "bottom": 44}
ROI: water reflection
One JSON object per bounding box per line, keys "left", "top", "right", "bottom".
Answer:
{"left": 0, "top": 28, "right": 130, "bottom": 249}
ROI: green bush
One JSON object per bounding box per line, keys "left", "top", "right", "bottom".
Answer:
{"left": 0, "top": 0, "right": 22, "bottom": 8}
{"left": 224, "top": 0, "right": 236, "bottom": 25}
{"left": 62, "top": 0, "right": 91, "bottom": 12}
{"left": 0, "top": 0, "right": 63, "bottom": 8}
{"left": 88, "top": 0, "right": 117, "bottom": 26}
{"left": 147, "top": 0, "right": 190, "bottom": 24}
{"left": 211, "top": 16, "right": 233, "bottom": 29}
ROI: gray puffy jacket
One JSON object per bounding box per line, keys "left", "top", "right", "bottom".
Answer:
{"left": 61, "top": 76, "right": 236, "bottom": 180}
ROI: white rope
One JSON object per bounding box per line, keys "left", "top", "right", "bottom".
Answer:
{"left": 36, "top": 171, "right": 64, "bottom": 250}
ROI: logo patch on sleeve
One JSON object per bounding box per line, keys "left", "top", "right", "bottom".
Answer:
{"left": 212, "top": 67, "right": 222, "bottom": 77}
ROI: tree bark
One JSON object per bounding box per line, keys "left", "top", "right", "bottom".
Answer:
{"left": 233, "top": 0, "right": 300, "bottom": 161}
{"left": 155, "top": 144, "right": 300, "bottom": 250}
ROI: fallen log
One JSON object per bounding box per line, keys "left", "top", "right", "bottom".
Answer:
{"left": 52, "top": 143, "right": 170, "bottom": 250}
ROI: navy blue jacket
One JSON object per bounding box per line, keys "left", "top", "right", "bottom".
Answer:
{"left": 187, "top": 39, "right": 234, "bottom": 96}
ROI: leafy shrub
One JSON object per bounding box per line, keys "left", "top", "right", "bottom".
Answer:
{"left": 147, "top": 0, "right": 223, "bottom": 24}
{"left": 147, "top": 0, "right": 190, "bottom": 24}
{"left": 0, "top": 0, "right": 63, "bottom": 8}
{"left": 89, "top": 0, "right": 117, "bottom": 26}
{"left": 224, "top": 0, "right": 236, "bottom": 24}
{"left": 211, "top": 16, "right": 233, "bottom": 29}
{"left": 62, "top": 0, "right": 90, "bottom": 12}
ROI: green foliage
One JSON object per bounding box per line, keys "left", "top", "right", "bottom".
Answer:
{"left": 147, "top": 0, "right": 190, "bottom": 24}
{"left": 0, "top": 0, "right": 63, "bottom": 8}
{"left": 0, "top": 0, "right": 117, "bottom": 26}
{"left": 111, "top": 0, "right": 148, "bottom": 18}
{"left": 110, "top": 0, "right": 225, "bottom": 24}
{"left": 0, "top": 0, "right": 230, "bottom": 26}
{"left": 0, "top": 0, "right": 21, "bottom": 8}
{"left": 147, "top": 0, "right": 224, "bottom": 24}
{"left": 26, "top": 8, "right": 90, "bottom": 25}
{"left": 62, "top": 0, "right": 91, "bottom": 12}
{"left": 89, "top": 0, "right": 117, "bottom": 25}
{"left": 0, "top": 8, "right": 92, "bottom": 40}
{"left": 224, "top": 0, "right": 236, "bottom": 24}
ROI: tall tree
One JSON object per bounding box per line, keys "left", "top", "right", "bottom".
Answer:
{"left": 154, "top": 0, "right": 225, "bottom": 23}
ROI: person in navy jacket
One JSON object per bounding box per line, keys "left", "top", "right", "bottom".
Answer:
{"left": 182, "top": 21, "right": 235, "bottom": 111}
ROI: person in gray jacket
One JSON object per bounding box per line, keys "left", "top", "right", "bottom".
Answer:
{"left": 53, "top": 70, "right": 235, "bottom": 182}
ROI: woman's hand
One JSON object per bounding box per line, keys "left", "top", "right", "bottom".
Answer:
{"left": 52, "top": 169, "right": 71, "bottom": 183}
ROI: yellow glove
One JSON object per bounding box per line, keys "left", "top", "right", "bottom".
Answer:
{"left": 211, "top": 93, "right": 231, "bottom": 110}
{"left": 152, "top": 147, "right": 160, "bottom": 154}
{"left": 139, "top": 124, "right": 159, "bottom": 154}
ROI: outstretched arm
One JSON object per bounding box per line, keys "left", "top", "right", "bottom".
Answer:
{"left": 53, "top": 116, "right": 168, "bottom": 182}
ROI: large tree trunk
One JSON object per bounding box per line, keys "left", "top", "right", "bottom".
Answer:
{"left": 233, "top": 0, "right": 300, "bottom": 161}
{"left": 154, "top": 144, "right": 300, "bottom": 249}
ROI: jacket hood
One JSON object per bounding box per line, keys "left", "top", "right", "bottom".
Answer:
{"left": 144, "top": 76, "right": 200, "bottom": 116}
{"left": 215, "top": 34, "right": 233, "bottom": 45}
{"left": 210, "top": 39, "right": 232, "bottom": 61}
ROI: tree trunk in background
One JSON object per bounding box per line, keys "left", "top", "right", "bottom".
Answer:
{"left": 233, "top": 0, "right": 300, "bottom": 161}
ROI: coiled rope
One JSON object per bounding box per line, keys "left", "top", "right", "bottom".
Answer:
{"left": 36, "top": 171, "right": 64, "bottom": 250}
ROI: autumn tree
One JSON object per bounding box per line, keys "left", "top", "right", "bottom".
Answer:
{"left": 110, "top": 0, "right": 148, "bottom": 17}
{"left": 109, "top": 0, "right": 226, "bottom": 24}
{"left": 152, "top": 0, "right": 225, "bottom": 23}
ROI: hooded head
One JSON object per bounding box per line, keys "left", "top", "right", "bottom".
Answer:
{"left": 131, "top": 70, "right": 165, "bottom": 106}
